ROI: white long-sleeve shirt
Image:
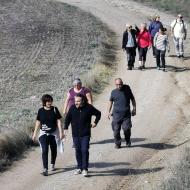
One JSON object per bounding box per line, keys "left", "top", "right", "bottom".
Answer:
{"left": 171, "top": 19, "right": 187, "bottom": 38}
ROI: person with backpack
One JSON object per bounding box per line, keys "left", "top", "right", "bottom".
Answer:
{"left": 64, "top": 94, "right": 101, "bottom": 177}
{"left": 154, "top": 27, "right": 170, "bottom": 71}
{"left": 122, "top": 24, "right": 138, "bottom": 70}
{"left": 136, "top": 23, "right": 152, "bottom": 69}
{"left": 107, "top": 78, "right": 136, "bottom": 149}
{"left": 171, "top": 14, "right": 187, "bottom": 58}
{"left": 149, "top": 15, "right": 163, "bottom": 57}
{"left": 32, "top": 94, "right": 64, "bottom": 176}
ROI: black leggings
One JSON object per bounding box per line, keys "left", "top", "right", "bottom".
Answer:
{"left": 39, "top": 134, "right": 57, "bottom": 170}
{"left": 138, "top": 47, "right": 148, "bottom": 61}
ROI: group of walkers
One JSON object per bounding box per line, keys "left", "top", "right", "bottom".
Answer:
{"left": 122, "top": 14, "right": 187, "bottom": 71}
{"left": 32, "top": 77, "right": 136, "bottom": 177}
{"left": 31, "top": 13, "right": 187, "bottom": 178}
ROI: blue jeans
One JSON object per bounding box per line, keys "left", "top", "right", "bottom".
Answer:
{"left": 156, "top": 49, "right": 166, "bottom": 68}
{"left": 73, "top": 136, "right": 90, "bottom": 170}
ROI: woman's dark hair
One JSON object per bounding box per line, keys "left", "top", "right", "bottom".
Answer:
{"left": 160, "top": 27, "right": 167, "bottom": 32}
{"left": 41, "top": 94, "right": 53, "bottom": 106}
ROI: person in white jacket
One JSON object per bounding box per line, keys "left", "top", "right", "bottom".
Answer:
{"left": 171, "top": 14, "right": 187, "bottom": 58}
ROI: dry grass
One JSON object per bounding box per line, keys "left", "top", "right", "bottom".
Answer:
{"left": 133, "top": 0, "right": 190, "bottom": 20}
{"left": 161, "top": 146, "right": 190, "bottom": 190}
{"left": 0, "top": 125, "right": 34, "bottom": 171}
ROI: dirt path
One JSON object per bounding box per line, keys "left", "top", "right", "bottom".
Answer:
{"left": 0, "top": 0, "right": 190, "bottom": 189}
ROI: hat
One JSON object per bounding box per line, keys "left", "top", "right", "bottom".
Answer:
{"left": 178, "top": 14, "right": 183, "bottom": 18}
{"left": 73, "top": 78, "right": 81, "bottom": 85}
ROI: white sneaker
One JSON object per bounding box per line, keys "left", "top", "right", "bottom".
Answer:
{"left": 42, "top": 168, "right": 48, "bottom": 176}
{"left": 51, "top": 164, "right": 55, "bottom": 171}
{"left": 74, "top": 169, "right": 82, "bottom": 175}
{"left": 82, "top": 170, "right": 88, "bottom": 177}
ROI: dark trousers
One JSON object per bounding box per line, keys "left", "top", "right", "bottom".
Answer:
{"left": 112, "top": 118, "right": 132, "bottom": 145}
{"left": 156, "top": 49, "right": 166, "bottom": 68}
{"left": 126, "top": 47, "right": 136, "bottom": 68}
{"left": 151, "top": 37, "right": 156, "bottom": 56}
{"left": 73, "top": 136, "right": 90, "bottom": 170}
{"left": 39, "top": 134, "right": 57, "bottom": 170}
{"left": 138, "top": 47, "right": 148, "bottom": 61}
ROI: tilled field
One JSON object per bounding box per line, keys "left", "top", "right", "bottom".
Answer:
{"left": 0, "top": 0, "right": 116, "bottom": 130}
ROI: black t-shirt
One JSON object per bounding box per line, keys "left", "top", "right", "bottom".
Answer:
{"left": 109, "top": 85, "right": 134, "bottom": 120}
{"left": 37, "top": 106, "right": 62, "bottom": 133}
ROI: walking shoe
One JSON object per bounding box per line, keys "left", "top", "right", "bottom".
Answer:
{"left": 74, "top": 169, "right": 82, "bottom": 175}
{"left": 42, "top": 168, "right": 48, "bottom": 176}
{"left": 51, "top": 164, "right": 56, "bottom": 171}
{"left": 114, "top": 144, "right": 121, "bottom": 149}
{"left": 126, "top": 141, "right": 131, "bottom": 147}
{"left": 82, "top": 170, "right": 88, "bottom": 177}
{"left": 180, "top": 55, "right": 184, "bottom": 58}
{"left": 138, "top": 66, "right": 142, "bottom": 70}
{"left": 163, "top": 68, "right": 166, "bottom": 72}
{"left": 177, "top": 55, "right": 180, "bottom": 58}
{"left": 157, "top": 67, "right": 160, "bottom": 70}
{"left": 142, "top": 65, "right": 145, "bottom": 69}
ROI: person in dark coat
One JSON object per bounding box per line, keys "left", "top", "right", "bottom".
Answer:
{"left": 122, "top": 24, "right": 138, "bottom": 70}
{"left": 64, "top": 94, "right": 101, "bottom": 177}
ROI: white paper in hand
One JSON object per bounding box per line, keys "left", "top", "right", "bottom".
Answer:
{"left": 57, "top": 139, "right": 64, "bottom": 154}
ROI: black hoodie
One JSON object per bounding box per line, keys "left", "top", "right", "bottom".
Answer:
{"left": 64, "top": 103, "right": 101, "bottom": 137}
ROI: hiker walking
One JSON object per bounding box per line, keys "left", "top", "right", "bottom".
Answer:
{"left": 64, "top": 94, "right": 101, "bottom": 177}
{"left": 32, "top": 94, "right": 64, "bottom": 176}
{"left": 122, "top": 24, "right": 138, "bottom": 70}
{"left": 171, "top": 14, "right": 187, "bottom": 58}
{"left": 63, "top": 78, "right": 93, "bottom": 148}
{"left": 107, "top": 78, "right": 136, "bottom": 149}
{"left": 63, "top": 78, "right": 92, "bottom": 115}
{"left": 136, "top": 23, "right": 152, "bottom": 69}
{"left": 149, "top": 15, "right": 163, "bottom": 57}
{"left": 154, "top": 27, "right": 170, "bottom": 71}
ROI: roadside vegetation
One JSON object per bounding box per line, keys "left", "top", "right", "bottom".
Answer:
{"left": 161, "top": 146, "right": 190, "bottom": 190}
{"left": 0, "top": 0, "right": 117, "bottom": 171}
{"left": 133, "top": 0, "right": 190, "bottom": 20}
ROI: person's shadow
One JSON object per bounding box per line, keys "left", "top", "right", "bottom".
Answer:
{"left": 90, "top": 138, "right": 146, "bottom": 145}
{"left": 166, "top": 65, "right": 190, "bottom": 72}
{"left": 88, "top": 161, "right": 163, "bottom": 177}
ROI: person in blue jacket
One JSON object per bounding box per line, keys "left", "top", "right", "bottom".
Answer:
{"left": 149, "top": 15, "right": 163, "bottom": 57}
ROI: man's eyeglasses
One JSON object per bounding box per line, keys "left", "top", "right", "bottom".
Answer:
{"left": 116, "top": 83, "right": 123, "bottom": 86}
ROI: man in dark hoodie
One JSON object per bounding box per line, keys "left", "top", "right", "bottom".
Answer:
{"left": 149, "top": 15, "right": 163, "bottom": 57}
{"left": 122, "top": 24, "right": 138, "bottom": 70}
{"left": 64, "top": 94, "right": 101, "bottom": 177}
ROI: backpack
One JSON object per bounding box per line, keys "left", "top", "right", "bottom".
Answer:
{"left": 172, "top": 19, "right": 186, "bottom": 33}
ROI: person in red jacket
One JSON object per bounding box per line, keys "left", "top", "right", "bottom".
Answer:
{"left": 136, "top": 23, "right": 152, "bottom": 70}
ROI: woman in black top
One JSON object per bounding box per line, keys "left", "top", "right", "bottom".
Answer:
{"left": 32, "top": 94, "right": 64, "bottom": 176}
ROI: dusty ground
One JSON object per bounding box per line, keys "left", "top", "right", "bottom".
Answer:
{"left": 0, "top": 0, "right": 190, "bottom": 189}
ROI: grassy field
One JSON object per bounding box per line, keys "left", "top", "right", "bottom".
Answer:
{"left": 0, "top": 0, "right": 117, "bottom": 170}
{"left": 133, "top": 0, "right": 190, "bottom": 20}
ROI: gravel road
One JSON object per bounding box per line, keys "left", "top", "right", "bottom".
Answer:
{"left": 0, "top": 0, "right": 190, "bottom": 189}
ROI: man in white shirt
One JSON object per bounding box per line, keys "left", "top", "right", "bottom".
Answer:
{"left": 171, "top": 14, "right": 187, "bottom": 58}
